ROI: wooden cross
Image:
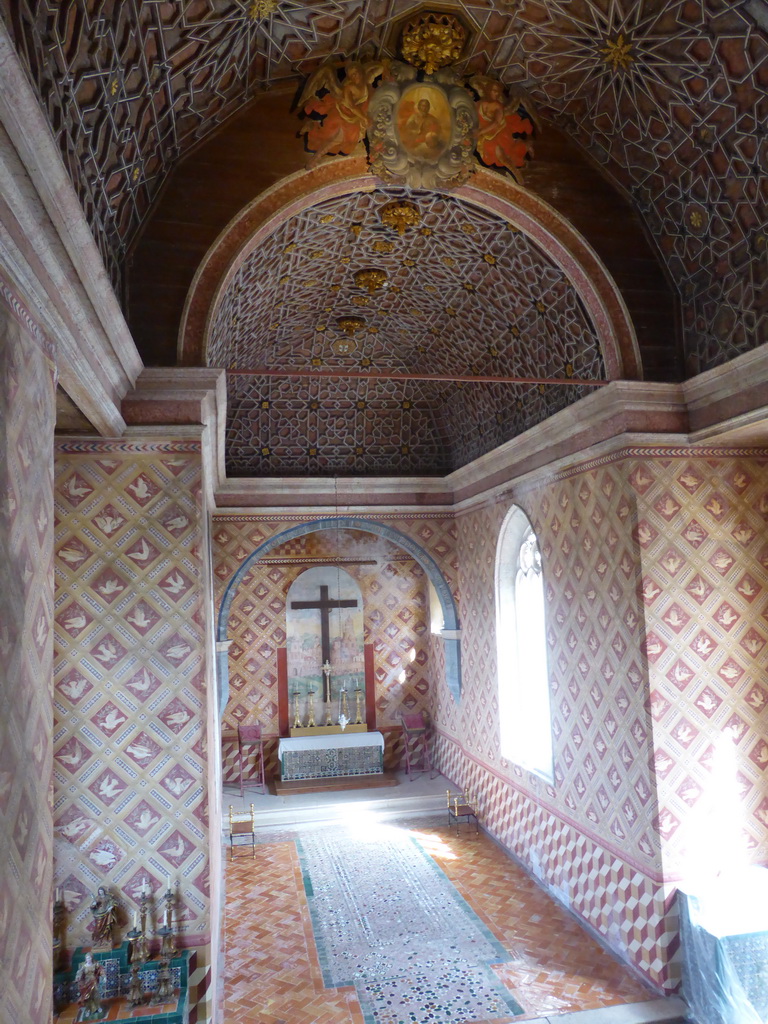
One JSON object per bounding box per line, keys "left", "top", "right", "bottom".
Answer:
{"left": 290, "top": 584, "right": 358, "bottom": 702}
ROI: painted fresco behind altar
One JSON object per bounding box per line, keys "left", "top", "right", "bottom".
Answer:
{"left": 286, "top": 567, "right": 365, "bottom": 713}
{"left": 212, "top": 517, "right": 458, "bottom": 780}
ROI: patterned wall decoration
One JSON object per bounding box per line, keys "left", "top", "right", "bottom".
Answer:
{"left": 432, "top": 731, "right": 679, "bottom": 994}
{"left": 4, "top": 1, "right": 765, "bottom": 370}
{"left": 430, "top": 445, "right": 768, "bottom": 993}
{"left": 0, "top": 298, "right": 56, "bottom": 1024}
{"left": 212, "top": 514, "right": 458, "bottom": 781}
{"left": 430, "top": 465, "right": 674, "bottom": 989}
{"left": 212, "top": 186, "right": 603, "bottom": 476}
{"left": 52, "top": 440, "right": 215, "bottom": 985}
{"left": 628, "top": 450, "right": 768, "bottom": 880}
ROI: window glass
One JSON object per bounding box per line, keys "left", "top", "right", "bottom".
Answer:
{"left": 495, "top": 505, "right": 553, "bottom": 781}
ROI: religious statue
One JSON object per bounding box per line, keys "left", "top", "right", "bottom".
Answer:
{"left": 89, "top": 886, "right": 119, "bottom": 948}
{"left": 298, "top": 60, "right": 386, "bottom": 167}
{"left": 75, "top": 952, "right": 104, "bottom": 1019}
{"left": 470, "top": 76, "right": 537, "bottom": 183}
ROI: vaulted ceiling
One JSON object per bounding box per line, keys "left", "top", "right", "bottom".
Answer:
{"left": 4, "top": 0, "right": 766, "bottom": 476}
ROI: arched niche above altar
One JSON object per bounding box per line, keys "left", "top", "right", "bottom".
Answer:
{"left": 286, "top": 566, "right": 365, "bottom": 726}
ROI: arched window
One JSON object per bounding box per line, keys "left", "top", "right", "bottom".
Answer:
{"left": 495, "top": 505, "right": 553, "bottom": 781}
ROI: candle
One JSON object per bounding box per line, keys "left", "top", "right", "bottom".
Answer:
{"left": 134, "top": 910, "right": 139, "bottom": 930}
{"left": 55, "top": 887, "right": 62, "bottom": 903}
{"left": 142, "top": 876, "right": 149, "bottom": 896}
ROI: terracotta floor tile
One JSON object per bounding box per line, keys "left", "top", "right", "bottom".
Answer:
{"left": 217, "top": 819, "right": 661, "bottom": 1022}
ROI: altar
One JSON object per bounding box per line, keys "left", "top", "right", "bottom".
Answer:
{"left": 278, "top": 731, "right": 384, "bottom": 781}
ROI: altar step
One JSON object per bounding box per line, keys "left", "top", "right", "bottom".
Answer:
{"left": 273, "top": 771, "right": 399, "bottom": 796}
{"left": 224, "top": 770, "right": 450, "bottom": 829}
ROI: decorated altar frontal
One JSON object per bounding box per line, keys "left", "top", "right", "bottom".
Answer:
{"left": 278, "top": 731, "right": 384, "bottom": 781}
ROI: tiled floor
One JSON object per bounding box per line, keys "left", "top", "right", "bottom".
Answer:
{"left": 219, "top": 777, "right": 684, "bottom": 1024}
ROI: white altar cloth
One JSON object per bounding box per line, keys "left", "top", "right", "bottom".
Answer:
{"left": 278, "top": 731, "right": 384, "bottom": 781}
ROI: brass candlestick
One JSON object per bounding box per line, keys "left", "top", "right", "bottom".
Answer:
{"left": 322, "top": 660, "right": 333, "bottom": 725}
{"left": 292, "top": 689, "right": 301, "bottom": 729}
{"left": 129, "top": 920, "right": 149, "bottom": 965}
{"left": 53, "top": 891, "right": 66, "bottom": 972}
{"left": 306, "top": 690, "right": 316, "bottom": 727}
{"left": 151, "top": 957, "right": 174, "bottom": 1005}
{"left": 155, "top": 885, "right": 176, "bottom": 960}
{"left": 354, "top": 688, "right": 364, "bottom": 725}
{"left": 127, "top": 962, "right": 144, "bottom": 1006}
{"left": 134, "top": 882, "right": 152, "bottom": 962}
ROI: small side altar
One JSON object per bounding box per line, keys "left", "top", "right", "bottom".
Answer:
{"left": 54, "top": 945, "right": 190, "bottom": 1023}
{"left": 278, "top": 731, "right": 385, "bottom": 782}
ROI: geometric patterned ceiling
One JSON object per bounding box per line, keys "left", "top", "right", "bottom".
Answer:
{"left": 212, "top": 186, "right": 605, "bottom": 476}
{"left": 5, "top": 0, "right": 766, "bottom": 380}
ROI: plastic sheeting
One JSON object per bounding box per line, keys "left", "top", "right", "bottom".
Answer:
{"left": 680, "top": 867, "right": 768, "bottom": 1024}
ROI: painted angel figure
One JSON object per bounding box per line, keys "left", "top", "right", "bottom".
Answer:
{"left": 471, "top": 76, "right": 537, "bottom": 182}
{"left": 298, "top": 60, "right": 386, "bottom": 167}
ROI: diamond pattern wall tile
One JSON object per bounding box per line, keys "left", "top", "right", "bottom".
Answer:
{"left": 631, "top": 450, "right": 768, "bottom": 877}
{"left": 53, "top": 440, "right": 213, "bottom": 950}
{"left": 0, "top": 291, "right": 56, "bottom": 1024}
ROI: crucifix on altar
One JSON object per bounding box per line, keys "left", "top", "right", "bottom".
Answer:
{"left": 286, "top": 570, "right": 367, "bottom": 736}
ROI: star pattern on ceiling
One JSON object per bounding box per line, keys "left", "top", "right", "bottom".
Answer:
{"left": 504, "top": 0, "right": 767, "bottom": 372}
{"left": 212, "top": 187, "right": 603, "bottom": 476}
{"left": 5, "top": 0, "right": 765, "bottom": 373}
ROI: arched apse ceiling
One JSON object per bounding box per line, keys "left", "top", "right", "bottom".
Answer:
{"left": 205, "top": 185, "right": 611, "bottom": 477}
{"left": 4, "top": 0, "right": 766, "bottom": 375}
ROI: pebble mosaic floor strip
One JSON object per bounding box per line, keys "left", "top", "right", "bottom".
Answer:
{"left": 220, "top": 816, "right": 658, "bottom": 1023}
{"left": 296, "top": 823, "right": 523, "bottom": 1023}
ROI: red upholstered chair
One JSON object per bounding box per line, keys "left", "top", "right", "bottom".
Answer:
{"left": 401, "top": 712, "right": 434, "bottom": 780}
{"left": 237, "top": 723, "right": 266, "bottom": 797}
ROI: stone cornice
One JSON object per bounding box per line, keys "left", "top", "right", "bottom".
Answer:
{"left": 446, "top": 379, "right": 688, "bottom": 504}
{"left": 214, "top": 475, "right": 454, "bottom": 510}
{"left": 212, "top": 381, "right": 689, "bottom": 510}
{"left": 0, "top": 22, "right": 141, "bottom": 435}
{"left": 122, "top": 368, "right": 227, "bottom": 503}
{"left": 683, "top": 343, "right": 768, "bottom": 443}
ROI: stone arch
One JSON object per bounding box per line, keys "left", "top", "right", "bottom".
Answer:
{"left": 215, "top": 516, "right": 462, "bottom": 714}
